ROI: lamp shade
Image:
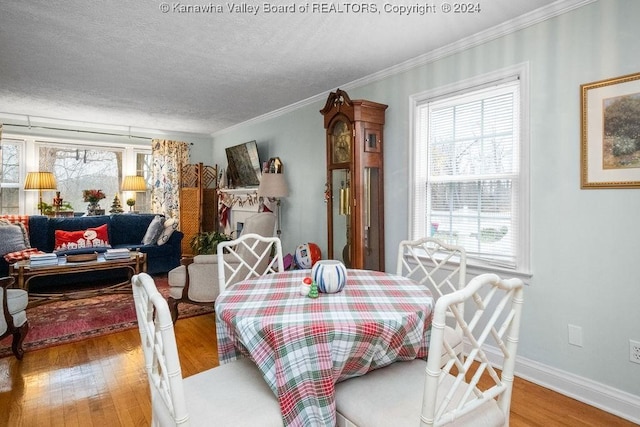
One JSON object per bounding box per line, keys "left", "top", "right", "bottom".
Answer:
{"left": 257, "top": 173, "right": 289, "bottom": 198}
{"left": 121, "top": 175, "right": 147, "bottom": 192}
{"left": 24, "top": 171, "right": 57, "bottom": 190}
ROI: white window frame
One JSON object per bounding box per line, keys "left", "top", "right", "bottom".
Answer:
{"left": 409, "top": 63, "right": 531, "bottom": 278}
{"left": 0, "top": 138, "right": 27, "bottom": 213}
{"left": 0, "top": 132, "right": 151, "bottom": 215}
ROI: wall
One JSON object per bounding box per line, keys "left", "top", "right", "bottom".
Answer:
{"left": 212, "top": 108, "right": 327, "bottom": 256}
{"left": 210, "top": 0, "right": 640, "bottom": 419}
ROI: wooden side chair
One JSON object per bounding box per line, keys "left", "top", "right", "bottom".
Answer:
{"left": 335, "top": 273, "right": 525, "bottom": 427}
{"left": 131, "top": 273, "right": 283, "bottom": 426}
{"left": 397, "top": 237, "right": 467, "bottom": 366}
{"left": 0, "top": 276, "right": 29, "bottom": 359}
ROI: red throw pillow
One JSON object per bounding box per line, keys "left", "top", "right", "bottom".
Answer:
{"left": 55, "top": 224, "right": 110, "bottom": 251}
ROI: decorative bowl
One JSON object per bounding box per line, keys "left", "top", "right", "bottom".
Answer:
{"left": 66, "top": 252, "right": 98, "bottom": 263}
{"left": 311, "top": 260, "right": 347, "bottom": 293}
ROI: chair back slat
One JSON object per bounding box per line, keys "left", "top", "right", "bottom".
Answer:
{"left": 397, "top": 237, "right": 467, "bottom": 365}
{"left": 132, "top": 273, "right": 190, "bottom": 426}
{"left": 397, "top": 237, "right": 467, "bottom": 300}
{"left": 422, "top": 273, "right": 524, "bottom": 426}
{"left": 217, "top": 233, "right": 285, "bottom": 292}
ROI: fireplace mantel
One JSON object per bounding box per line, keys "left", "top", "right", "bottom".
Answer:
{"left": 218, "top": 188, "right": 260, "bottom": 236}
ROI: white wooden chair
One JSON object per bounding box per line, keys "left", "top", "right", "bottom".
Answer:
{"left": 131, "top": 273, "right": 283, "bottom": 426}
{"left": 167, "top": 212, "right": 276, "bottom": 323}
{"left": 336, "top": 273, "right": 525, "bottom": 427}
{"left": 216, "top": 233, "right": 284, "bottom": 292}
{"left": 397, "top": 237, "right": 467, "bottom": 366}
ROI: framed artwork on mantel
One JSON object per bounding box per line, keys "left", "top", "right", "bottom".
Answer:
{"left": 581, "top": 71, "right": 640, "bottom": 189}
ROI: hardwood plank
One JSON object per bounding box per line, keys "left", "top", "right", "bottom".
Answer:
{"left": 0, "top": 312, "right": 635, "bottom": 426}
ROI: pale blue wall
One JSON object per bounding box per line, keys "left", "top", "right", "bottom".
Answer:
{"left": 210, "top": 0, "right": 640, "bottom": 398}
{"left": 211, "top": 107, "right": 326, "bottom": 255}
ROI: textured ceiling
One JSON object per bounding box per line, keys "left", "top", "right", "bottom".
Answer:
{"left": 0, "top": 0, "right": 570, "bottom": 135}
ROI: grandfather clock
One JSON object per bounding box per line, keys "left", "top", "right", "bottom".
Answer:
{"left": 320, "top": 89, "right": 387, "bottom": 271}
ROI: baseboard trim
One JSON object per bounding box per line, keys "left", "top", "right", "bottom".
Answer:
{"left": 482, "top": 346, "right": 640, "bottom": 424}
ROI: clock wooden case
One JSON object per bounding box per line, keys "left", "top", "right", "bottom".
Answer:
{"left": 320, "top": 89, "right": 387, "bottom": 271}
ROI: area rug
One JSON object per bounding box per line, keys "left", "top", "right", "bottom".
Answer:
{"left": 0, "top": 275, "right": 214, "bottom": 358}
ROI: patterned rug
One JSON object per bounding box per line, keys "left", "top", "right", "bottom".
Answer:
{"left": 0, "top": 274, "right": 214, "bottom": 358}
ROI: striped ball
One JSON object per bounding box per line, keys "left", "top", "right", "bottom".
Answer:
{"left": 311, "top": 260, "right": 347, "bottom": 293}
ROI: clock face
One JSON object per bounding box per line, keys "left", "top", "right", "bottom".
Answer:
{"left": 331, "top": 120, "right": 351, "bottom": 163}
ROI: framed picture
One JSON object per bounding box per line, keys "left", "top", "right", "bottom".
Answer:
{"left": 581, "top": 72, "right": 640, "bottom": 188}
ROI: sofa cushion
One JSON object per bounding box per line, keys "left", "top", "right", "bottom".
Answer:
{"left": 28, "top": 215, "right": 50, "bottom": 251}
{"left": 0, "top": 215, "right": 32, "bottom": 236}
{"left": 109, "top": 213, "right": 157, "bottom": 246}
{"left": 157, "top": 218, "right": 178, "bottom": 246}
{"left": 46, "top": 216, "right": 112, "bottom": 253}
{"left": 0, "top": 221, "right": 30, "bottom": 256}
{"left": 142, "top": 215, "right": 165, "bottom": 245}
{"left": 54, "top": 223, "right": 110, "bottom": 251}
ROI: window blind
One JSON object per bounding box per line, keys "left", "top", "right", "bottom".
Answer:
{"left": 413, "top": 80, "right": 521, "bottom": 269}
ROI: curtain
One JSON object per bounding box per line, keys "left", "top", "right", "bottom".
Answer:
{"left": 151, "top": 139, "right": 190, "bottom": 221}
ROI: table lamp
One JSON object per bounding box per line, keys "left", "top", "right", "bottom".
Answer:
{"left": 121, "top": 175, "right": 147, "bottom": 211}
{"left": 257, "top": 172, "right": 289, "bottom": 238}
{"left": 24, "top": 171, "right": 57, "bottom": 215}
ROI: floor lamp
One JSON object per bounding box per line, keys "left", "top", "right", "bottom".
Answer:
{"left": 24, "top": 172, "right": 57, "bottom": 215}
{"left": 257, "top": 172, "right": 289, "bottom": 238}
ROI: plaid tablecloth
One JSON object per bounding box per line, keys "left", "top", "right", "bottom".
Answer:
{"left": 215, "top": 269, "right": 434, "bottom": 427}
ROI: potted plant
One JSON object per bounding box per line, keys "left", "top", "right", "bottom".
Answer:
{"left": 38, "top": 201, "right": 74, "bottom": 216}
{"left": 189, "top": 231, "right": 233, "bottom": 255}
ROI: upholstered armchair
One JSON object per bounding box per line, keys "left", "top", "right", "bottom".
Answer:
{"left": 167, "top": 212, "right": 276, "bottom": 323}
{"left": 0, "top": 277, "right": 29, "bottom": 359}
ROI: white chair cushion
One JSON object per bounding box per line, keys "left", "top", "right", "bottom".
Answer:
{"left": 6, "top": 288, "right": 28, "bottom": 328}
{"left": 336, "top": 359, "right": 504, "bottom": 427}
{"left": 186, "top": 263, "right": 221, "bottom": 302}
{"left": 183, "top": 358, "right": 282, "bottom": 426}
{"left": 168, "top": 265, "right": 186, "bottom": 299}
{"left": 7, "top": 288, "right": 28, "bottom": 313}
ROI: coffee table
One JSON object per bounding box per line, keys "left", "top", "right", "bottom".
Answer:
{"left": 9, "top": 251, "right": 147, "bottom": 306}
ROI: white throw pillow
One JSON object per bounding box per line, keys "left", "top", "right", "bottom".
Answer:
{"left": 142, "top": 215, "right": 165, "bottom": 245}
{"left": 157, "top": 217, "right": 178, "bottom": 246}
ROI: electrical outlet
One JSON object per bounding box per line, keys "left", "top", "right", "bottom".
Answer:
{"left": 568, "top": 324, "right": 583, "bottom": 347}
{"left": 631, "top": 340, "right": 640, "bottom": 364}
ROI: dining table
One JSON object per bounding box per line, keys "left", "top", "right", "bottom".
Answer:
{"left": 214, "top": 268, "right": 434, "bottom": 427}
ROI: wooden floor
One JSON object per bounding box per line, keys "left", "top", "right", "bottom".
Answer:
{"left": 0, "top": 313, "right": 635, "bottom": 426}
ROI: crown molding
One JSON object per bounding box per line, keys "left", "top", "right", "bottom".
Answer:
{"left": 0, "top": 112, "right": 212, "bottom": 140}
{"left": 213, "top": 0, "right": 595, "bottom": 137}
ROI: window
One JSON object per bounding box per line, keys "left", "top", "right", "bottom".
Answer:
{"left": 134, "top": 151, "right": 152, "bottom": 213}
{"left": 38, "top": 144, "right": 123, "bottom": 212}
{"left": 411, "top": 66, "right": 530, "bottom": 274}
{"left": 0, "top": 133, "right": 151, "bottom": 215}
{"left": 0, "top": 139, "right": 24, "bottom": 214}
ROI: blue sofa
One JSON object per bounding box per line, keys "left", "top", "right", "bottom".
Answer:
{"left": 1, "top": 214, "right": 183, "bottom": 288}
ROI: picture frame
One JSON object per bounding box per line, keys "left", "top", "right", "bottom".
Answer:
{"left": 581, "top": 72, "right": 640, "bottom": 188}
